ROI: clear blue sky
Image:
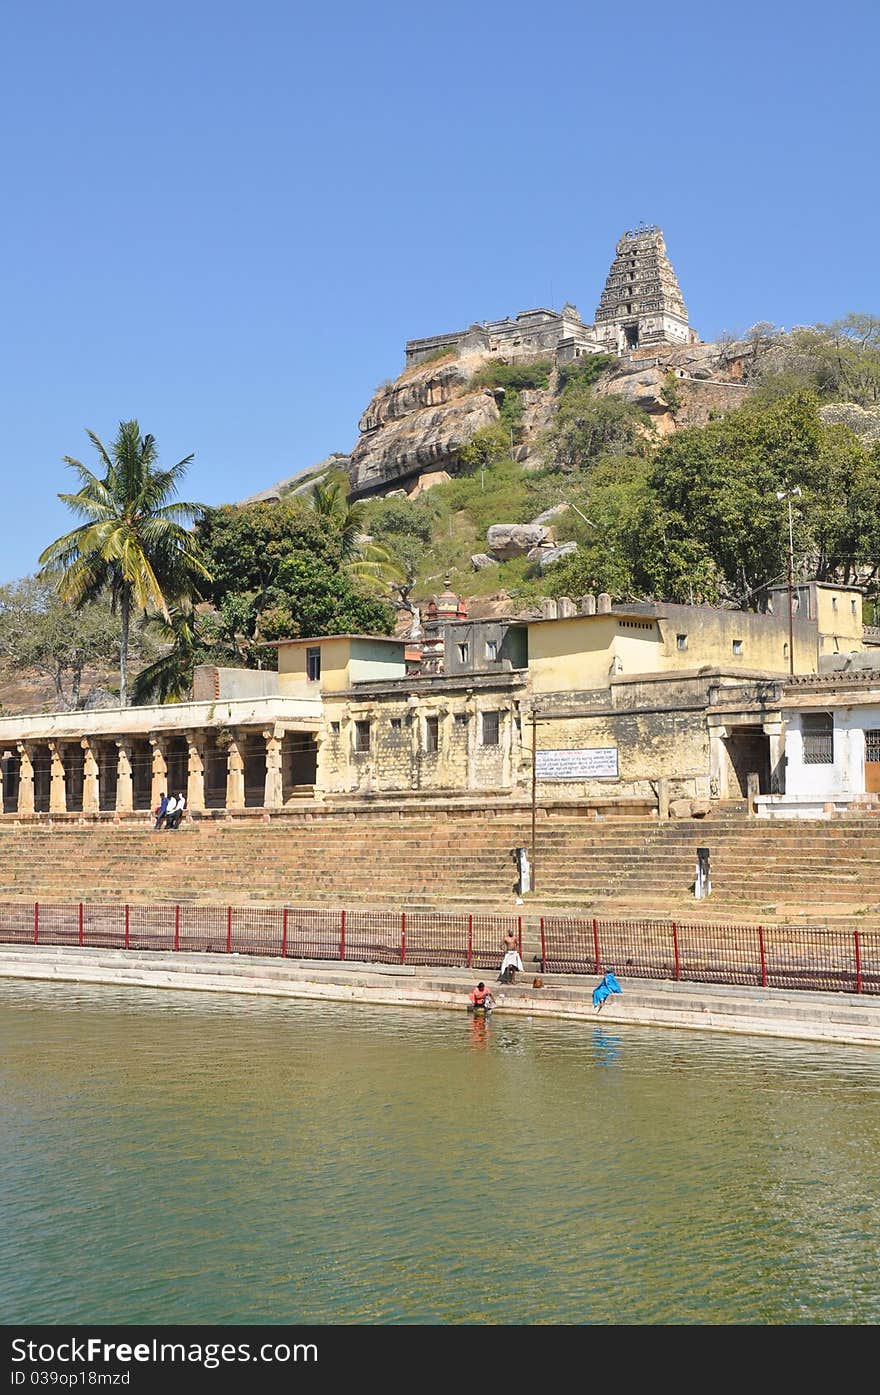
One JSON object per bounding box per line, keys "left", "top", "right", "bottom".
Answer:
{"left": 2, "top": 0, "right": 877, "bottom": 583}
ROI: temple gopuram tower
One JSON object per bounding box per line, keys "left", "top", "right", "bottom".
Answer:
{"left": 594, "top": 225, "right": 696, "bottom": 353}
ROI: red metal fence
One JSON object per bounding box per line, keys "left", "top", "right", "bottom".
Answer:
{"left": 0, "top": 902, "right": 520, "bottom": 972}
{"left": 539, "top": 916, "right": 880, "bottom": 996}
{"left": 0, "top": 901, "right": 877, "bottom": 997}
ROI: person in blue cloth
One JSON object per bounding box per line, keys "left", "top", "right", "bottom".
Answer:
{"left": 593, "top": 971, "right": 622, "bottom": 1012}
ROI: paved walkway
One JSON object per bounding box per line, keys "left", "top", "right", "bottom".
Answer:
{"left": 1, "top": 944, "right": 879, "bottom": 1048}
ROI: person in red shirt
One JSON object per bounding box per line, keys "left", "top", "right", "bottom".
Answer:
{"left": 468, "top": 982, "right": 494, "bottom": 1011}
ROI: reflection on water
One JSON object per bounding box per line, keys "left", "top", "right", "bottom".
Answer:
{"left": 1, "top": 979, "right": 880, "bottom": 1325}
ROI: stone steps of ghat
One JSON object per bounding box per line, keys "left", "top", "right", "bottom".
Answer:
{"left": 3, "top": 818, "right": 880, "bottom": 922}
{"left": 2, "top": 825, "right": 878, "bottom": 850}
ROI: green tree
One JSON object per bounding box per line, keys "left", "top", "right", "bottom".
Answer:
{"left": 258, "top": 554, "right": 395, "bottom": 641}
{"left": 131, "top": 607, "right": 205, "bottom": 705}
{"left": 457, "top": 424, "right": 511, "bottom": 474}
{"left": 307, "top": 477, "right": 402, "bottom": 592}
{"left": 38, "top": 420, "right": 209, "bottom": 705}
{"left": 196, "top": 499, "right": 394, "bottom": 656}
{"left": 800, "top": 429, "right": 880, "bottom": 586}
{"left": 543, "top": 389, "right": 651, "bottom": 473}
{"left": 752, "top": 316, "right": 880, "bottom": 405}
{"left": 642, "top": 393, "right": 823, "bottom": 605}
{"left": 555, "top": 352, "right": 615, "bottom": 395}
{"left": 0, "top": 576, "right": 145, "bottom": 709}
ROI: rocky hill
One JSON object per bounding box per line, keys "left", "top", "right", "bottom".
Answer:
{"left": 348, "top": 339, "right": 752, "bottom": 500}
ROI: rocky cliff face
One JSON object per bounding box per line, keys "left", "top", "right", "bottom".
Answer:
{"left": 348, "top": 341, "right": 753, "bottom": 499}
{"left": 349, "top": 356, "right": 501, "bottom": 496}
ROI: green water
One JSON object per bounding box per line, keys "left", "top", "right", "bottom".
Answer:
{"left": 1, "top": 980, "right": 879, "bottom": 1325}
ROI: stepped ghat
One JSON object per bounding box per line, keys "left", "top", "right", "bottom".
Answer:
{"left": 404, "top": 225, "right": 699, "bottom": 367}
{"left": 2, "top": 814, "right": 880, "bottom": 934}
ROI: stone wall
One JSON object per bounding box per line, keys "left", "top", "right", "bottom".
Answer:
{"left": 318, "top": 677, "right": 525, "bottom": 796}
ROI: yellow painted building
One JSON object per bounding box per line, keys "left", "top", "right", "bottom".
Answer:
{"left": 275, "top": 636, "right": 407, "bottom": 696}
{"left": 527, "top": 597, "right": 837, "bottom": 695}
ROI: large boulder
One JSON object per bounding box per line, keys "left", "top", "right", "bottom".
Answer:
{"left": 486, "top": 524, "right": 548, "bottom": 559}
{"left": 349, "top": 358, "right": 501, "bottom": 496}
{"left": 528, "top": 541, "right": 578, "bottom": 570}
{"left": 530, "top": 502, "right": 570, "bottom": 526}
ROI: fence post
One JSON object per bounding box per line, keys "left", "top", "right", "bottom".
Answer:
{"left": 467, "top": 914, "right": 473, "bottom": 969}
{"left": 78, "top": 902, "right": 84, "bottom": 948}
{"left": 124, "top": 904, "right": 130, "bottom": 951}
{"left": 758, "top": 925, "right": 767, "bottom": 988}
{"left": 854, "top": 930, "right": 862, "bottom": 995}
{"left": 174, "top": 904, "right": 180, "bottom": 952}
{"left": 540, "top": 917, "right": 546, "bottom": 972}
{"left": 592, "top": 918, "right": 601, "bottom": 975}
{"left": 401, "top": 911, "right": 406, "bottom": 966}
{"left": 282, "top": 907, "right": 288, "bottom": 959}
{"left": 33, "top": 902, "right": 39, "bottom": 946}
{"left": 672, "top": 921, "right": 681, "bottom": 981}
{"left": 226, "top": 906, "right": 232, "bottom": 954}
{"left": 340, "top": 909, "right": 346, "bottom": 961}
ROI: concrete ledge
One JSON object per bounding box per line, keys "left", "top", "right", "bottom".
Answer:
{"left": 1, "top": 947, "right": 879, "bottom": 1048}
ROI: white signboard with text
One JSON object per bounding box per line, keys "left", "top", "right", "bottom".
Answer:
{"left": 535, "top": 747, "right": 619, "bottom": 780}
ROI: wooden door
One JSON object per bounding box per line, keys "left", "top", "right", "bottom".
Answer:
{"left": 866, "top": 730, "right": 880, "bottom": 794}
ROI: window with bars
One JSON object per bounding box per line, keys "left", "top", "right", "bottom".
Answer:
{"left": 866, "top": 730, "right": 880, "bottom": 762}
{"left": 354, "top": 720, "right": 371, "bottom": 753}
{"left": 424, "top": 716, "right": 439, "bottom": 753}
{"left": 802, "top": 713, "right": 833, "bottom": 764}
{"left": 481, "top": 711, "right": 500, "bottom": 746}
{"left": 306, "top": 646, "right": 321, "bottom": 681}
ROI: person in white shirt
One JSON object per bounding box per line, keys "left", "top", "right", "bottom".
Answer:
{"left": 167, "top": 792, "right": 186, "bottom": 830}
{"left": 162, "top": 793, "right": 178, "bottom": 830}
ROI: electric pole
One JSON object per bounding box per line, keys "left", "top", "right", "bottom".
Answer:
{"left": 531, "top": 707, "right": 537, "bottom": 893}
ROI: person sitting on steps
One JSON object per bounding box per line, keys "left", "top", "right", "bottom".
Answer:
{"left": 166, "top": 791, "right": 186, "bottom": 830}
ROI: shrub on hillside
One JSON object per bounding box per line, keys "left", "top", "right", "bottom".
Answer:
{"left": 470, "top": 358, "right": 552, "bottom": 392}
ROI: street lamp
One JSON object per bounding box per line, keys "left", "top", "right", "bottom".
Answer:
{"left": 776, "top": 486, "right": 802, "bottom": 676}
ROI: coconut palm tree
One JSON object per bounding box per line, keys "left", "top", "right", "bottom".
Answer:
{"left": 308, "top": 478, "right": 404, "bottom": 592}
{"left": 130, "top": 607, "right": 201, "bottom": 706}
{"left": 38, "top": 420, "right": 211, "bottom": 706}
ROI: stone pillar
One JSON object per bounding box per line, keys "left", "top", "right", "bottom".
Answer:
{"left": 501, "top": 706, "right": 514, "bottom": 789}
{"left": 115, "top": 740, "right": 134, "bottom": 814}
{"left": 81, "top": 739, "right": 100, "bottom": 815}
{"left": 408, "top": 697, "right": 421, "bottom": 790}
{"left": 149, "top": 737, "right": 167, "bottom": 811}
{"left": 17, "top": 743, "right": 35, "bottom": 816}
{"left": 311, "top": 731, "right": 326, "bottom": 802}
{"left": 263, "top": 728, "right": 283, "bottom": 809}
{"left": 186, "top": 732, "right": 206, "bottom": 814}
{"left": 764, "top": 720, "right": 786, "bottom": 796}
{"left": 225, "top": 735, "right": 245, "bottom": 810}
{"left": 465, "top": 695, "right": 478, "bottom": 791}
{"left": 48, "top": 741, "right": 67, "bottom": 815}
{"left": 708, "top": 724, "right": 728, "bottom": 800}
